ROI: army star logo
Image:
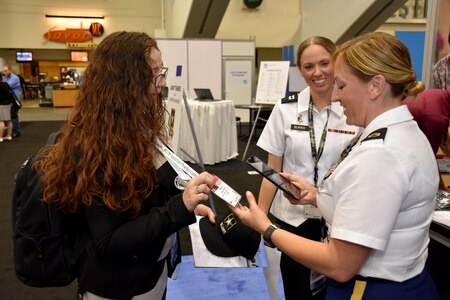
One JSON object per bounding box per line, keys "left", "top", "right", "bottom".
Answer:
{"left": 222, "top": 213, "right": 237, "bottom": 232}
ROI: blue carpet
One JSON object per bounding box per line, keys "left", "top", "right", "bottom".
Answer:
{"left": 167, "top": 255, "right": 284, "bottom": 299}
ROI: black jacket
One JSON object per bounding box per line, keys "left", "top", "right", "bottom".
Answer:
{"left": 78, "top": 161, "right": 194, "bottom": 299}
{"left": 0, "top": 82, "right": 12, "bottom": 105}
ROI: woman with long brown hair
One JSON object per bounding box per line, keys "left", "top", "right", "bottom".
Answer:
{"left": 35, "top": 31, "right": 215, "bottom": 299}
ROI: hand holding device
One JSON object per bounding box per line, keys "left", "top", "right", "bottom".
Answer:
{"left": 246, "top": 156, "right": 300, "bottom": 200}
{"left": 278, "top": 173, "right": 303, "bottom": 202}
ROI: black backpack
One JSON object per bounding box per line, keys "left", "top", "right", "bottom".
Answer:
{"left": 11, "top": 133, "right": 87, "bottom": 287}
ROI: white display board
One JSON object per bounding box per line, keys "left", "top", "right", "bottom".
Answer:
{"left": 157, "top": 38, "right": 255, "bottom": 109}
{"left": 288, "top": 66, "right": 308, "bottom": 93}
{"left": 224, "top": 59, "right": 253, "bottom": 121}
{"left": 222, "top": 40, "right": 255, "bottom": 57}
{"left": 156, "top": 39, "right": 188, "bottom": 91}
{"left": 188, "top": 40, "right": 222, "bottom": 100}
{"left": 255, "top": 61, "right": 290, "bottom": 104}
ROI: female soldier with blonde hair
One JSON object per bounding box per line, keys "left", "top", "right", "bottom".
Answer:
{"left": 233, "top": 32, "right": 439, "bottom": 299}
{"left": 257, "top": 36, "right": 359, "bottom": 299}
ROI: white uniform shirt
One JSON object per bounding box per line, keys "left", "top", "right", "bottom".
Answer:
{"left": 257, "top": 87, "right": 360, "bottom": 226}
{"left": 318, "top": 105, "right": 439, "bottom": 281}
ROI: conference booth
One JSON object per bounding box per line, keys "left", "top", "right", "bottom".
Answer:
{"left": 155, "top": 39, "right": 255, "bottom": 165}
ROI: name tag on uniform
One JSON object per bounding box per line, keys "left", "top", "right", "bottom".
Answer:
{"left": 291, "top": 124, "right": 309, "bottom": 131}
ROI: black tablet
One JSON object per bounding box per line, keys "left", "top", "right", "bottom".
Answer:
{"left": 246, "top": 155, "right": 300, "bottom": 200}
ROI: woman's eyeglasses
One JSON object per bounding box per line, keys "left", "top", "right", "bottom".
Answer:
{"left": 154, "top": 67, "right": 168, "bottom": 85}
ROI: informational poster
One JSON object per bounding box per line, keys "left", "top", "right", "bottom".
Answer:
{"left": 165, "top": 75, "right": 184, "bottom": 154}
{"left": 224, "top": 59, "right": 253, "bottom": 121}
{"left": 255, "top": 61, "right": 289, "bottom": 104}
{"left": 226, "top": 61, "right": 250, "bottom": 87}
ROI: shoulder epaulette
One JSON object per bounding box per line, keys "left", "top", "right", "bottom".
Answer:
{"left": 281, "top": 94, "right": 298, "bottom": 104}
{"left": 361, "top": 127, "right": 388, "bottom": 143}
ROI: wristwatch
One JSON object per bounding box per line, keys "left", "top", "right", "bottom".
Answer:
{"left": 263, "top": 224, "right": 278, "bottom": 248}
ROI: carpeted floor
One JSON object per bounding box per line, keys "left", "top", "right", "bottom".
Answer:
{"left": 0, "top": 120, "right": 270, "bottom": 299}
{"left": 2, "top": 121, "right": 450, "bottom": 300}
{"left": 166, "top": 255, "right": 283, "bottom": 300}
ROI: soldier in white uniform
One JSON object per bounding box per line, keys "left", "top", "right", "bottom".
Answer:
{"left": 256, "top": 36, "right": 359, "bottom": 299}
{"left": 232, "top": 32, "right": 440, "bottom": 300}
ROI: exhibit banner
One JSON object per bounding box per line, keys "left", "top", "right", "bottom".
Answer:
{"left": 166, "top": 77, "right": 184, "bottom": 154}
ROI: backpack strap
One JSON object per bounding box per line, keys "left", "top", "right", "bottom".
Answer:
{"left": 46, "top": 132, "right": 60, "bottom": 145}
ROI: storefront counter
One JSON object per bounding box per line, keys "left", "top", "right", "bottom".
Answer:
{"left": 53, "top": 88, "right": 79, "bottom": 107}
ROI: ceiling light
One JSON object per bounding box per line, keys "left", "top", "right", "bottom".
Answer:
{"left": 45, "top": 14, "right": 104, "bottom": 19}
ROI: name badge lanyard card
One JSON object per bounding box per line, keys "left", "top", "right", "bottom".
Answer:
{"left": 156, "top": 140, "right": 241, "bottom": 208}
{"left": 307, "top": 97, "right": 330, "bottom": 245}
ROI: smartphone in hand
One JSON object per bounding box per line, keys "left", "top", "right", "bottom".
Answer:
{"left": 246, "top": 155, "right": 300, "bottom": 200}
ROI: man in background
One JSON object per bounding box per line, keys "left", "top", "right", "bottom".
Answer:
{"left": 403, "top": 89, "right": 450, "bottom": 190}
{"left": 2, "top": 64, "right": 21, "bottom": 137}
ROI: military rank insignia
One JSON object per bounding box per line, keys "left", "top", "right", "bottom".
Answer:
{"left": 362, "top": 127, "right": 387, "bottom": 142}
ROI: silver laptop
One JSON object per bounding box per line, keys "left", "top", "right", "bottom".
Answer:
{"left": 194, "top": 88, "right": 217, "bottom": 101}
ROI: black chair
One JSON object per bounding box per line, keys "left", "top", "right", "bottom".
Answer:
{"left": 18, "top": 75, "right": 27, "bottom": 100}
{"left": 253, "top": 109, "right": 272, "bottom": 139}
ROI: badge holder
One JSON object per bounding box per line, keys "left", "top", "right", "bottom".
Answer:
{"left": 304, "top": 205, "right": 322, "bottom": 219}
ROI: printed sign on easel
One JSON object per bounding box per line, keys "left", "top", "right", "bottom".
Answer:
{"left": 255, "top": 61, "right": 290, "bottom": 104}
{"left": 165, "top": 74, "right": 184, "bottom": 154}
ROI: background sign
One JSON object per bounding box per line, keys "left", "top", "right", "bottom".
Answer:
{"left": 255, "top": 61, "right": 289, "bottom": 104}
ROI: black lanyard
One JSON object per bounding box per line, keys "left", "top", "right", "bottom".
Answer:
{"left": 308, "top": 97, "right": 331, "bottom": 186}
{"left": 337, "top": 135, "right": 360, "bottom": 164}
{"left": 320, "top": 134, "right": 361, "bottom": 185}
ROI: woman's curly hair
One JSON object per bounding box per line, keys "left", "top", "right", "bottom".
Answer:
{"left": 35, "top": 31, "right": 168, "bottom": 217}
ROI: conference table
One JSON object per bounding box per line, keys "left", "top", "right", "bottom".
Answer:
{"left": 178, "top": 99, "right": 238, "bottom": 165}
{"left": 431, "top": 211, "right": 450, "bottom": 247}
{"left": 428, "top": 210, "right": 450, "bottom": 298}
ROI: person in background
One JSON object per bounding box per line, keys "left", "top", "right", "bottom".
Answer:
{"left": 402, "top": 89, "right": 450, "bottom": 154}
{"left": 232, "top": 32, "right": 439, "bottom": 299}
{"left": 256, "top": 36, "right": 360, "bottom": 299}
{"left": 0, "top": 76, "right": 13, "bottom": 142}
{"left": 35, "top": 31, "right": 216, "bottom": 300}
{"left": 402, "top": 88, "right": 450, "bottom": 190}
{"left": 2, "top": 64, "right": 21, "bottom": 137}
{"left": 433, "top": 28, "right": 450, "bottom": 89}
